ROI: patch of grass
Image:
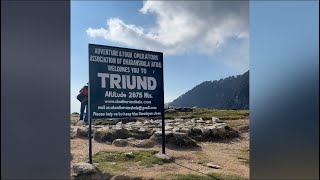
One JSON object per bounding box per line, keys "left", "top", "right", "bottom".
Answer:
{"left": 236, "top": 148, "right": 249, "bottom": 166}
{"left": 93, "top": 150, "right": 174, "bottom": 174}
{"left": 92, "top": 119, "right": 119, "bottom": 125}
{"left": 165, "top": 108, "right": 249, "bottom": 120}
{"left": 164, "top": 172, "right": 246, "bottom": 180}
{"left": 193, "top": 151, "right": 210, "bottom": 165}
{"left": 221, "top": 119, "right": 249, "bottom": 129}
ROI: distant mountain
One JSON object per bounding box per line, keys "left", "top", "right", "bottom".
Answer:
{"left": 169, "top": 71, "right": 249, "bottom": 110}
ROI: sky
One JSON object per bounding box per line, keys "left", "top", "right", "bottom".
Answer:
{"left": 71, "top": 1, "right": 249, "bottom": 113}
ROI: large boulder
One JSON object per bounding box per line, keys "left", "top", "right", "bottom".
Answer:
{"left": 93, "top": 128, "right": 110, "bottom": 142}
{"left": 189, "top": 127, "right": 202, "bottom": 136}
{"left": 212, "top": 117, "right": 222, "bottom": 123}
{"left": 76, "top": 127, "right": 88, "bottom": 138}
{"left": 173, "top": 132, "right": 188, "bottom": 138}
{"left": 72, "top": 162, "right": 112, "bottom": 180}
{"left": 201, "top": 127, "right": 213, "bottom": 138}
{"left": 93, "top": 128, "right": 131, "bottom": 142}
{"left": 150, "top": 131, "right": 173, "bottom": 143}
{"left": 114, "top": 128, "right": 131, "bottom": 139}
{"left": 167, "top": 136, "right": 198, "bottom": 148}
{"left": 112, "top": 139, "right": 128, "bottom": 147}
{"left": 70, "top": 127, "right": 77, "bottom": 139}
{"left": 128, "top": 139, "right": 155, "bottom": 148}
{"left": 131, "top": 127, "right": 153, "bottom": 139}
{"left": 76, "top": 120, "right": 87, "bottom": 126}
{"left": 72, "top": 162, "right": 97, "bottom": 175}
{"left": 71, "top": 119, "right": 77, "bottom": 126}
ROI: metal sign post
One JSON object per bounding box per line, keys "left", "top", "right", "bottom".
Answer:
{"left": 88, "top": 60, "right": 92, "bottom": 164}
{"left": 161, "top": 111, "right": 166, "bottom": 155}
{"left": 161, "top": 66, "right": 166, "bottom": 155}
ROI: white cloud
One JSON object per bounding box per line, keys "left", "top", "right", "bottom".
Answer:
{"left": 86, "top": 1, "right": 249, "bottom": 70}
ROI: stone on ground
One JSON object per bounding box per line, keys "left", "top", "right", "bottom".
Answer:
{"left": 168, "top": 136, "right": 198, "bottom": 147}
{"left": 72, "top": 162, "right": 97, "bottom": 175}
{"left": 112, "top": 139, "right": 128, "bottom": 147}
{"left": 93, "top": 128, "right": 131, "bottom": 142}
{"left": 212, "top": 117, "right": 222, "bottom": 123}
{"left": 128, "top": 139, "right": 155, "bottom": 148}
{"left": 76, "top": 127, "right": 88, "bottom": 138}
{"left": 77, "top": 120, "right": 87, "bottom": 126}
{"left": 207, "top": 163, "right": 222, "bottom": 169}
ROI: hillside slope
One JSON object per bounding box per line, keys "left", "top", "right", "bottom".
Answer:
{"left": 170, "top": 71, "right": 249, "bottom": 110}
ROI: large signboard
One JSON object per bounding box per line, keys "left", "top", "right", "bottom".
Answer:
{"left": 89, "top": 44, "right": 164, "bottom": 119}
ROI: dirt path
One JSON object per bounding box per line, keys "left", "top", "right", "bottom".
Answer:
{"left": 71, "top": 131, "right": 249, "bottom": 179}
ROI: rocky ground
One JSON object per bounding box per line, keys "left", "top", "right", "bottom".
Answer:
{"left": 70, "top": 114, "right": 249, "bottom": 180}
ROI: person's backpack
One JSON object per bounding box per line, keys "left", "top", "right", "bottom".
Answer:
{"left": 76, "top": 93, "right": 85, "bottom": 102}
{"left": 77, "top": 87, "right": 88, "bottom": 102}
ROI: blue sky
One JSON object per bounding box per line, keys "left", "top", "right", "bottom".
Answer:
{"left": 71, "top": 1, "right": 249, "bottom": 113}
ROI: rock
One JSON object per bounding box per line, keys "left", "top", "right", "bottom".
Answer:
{"left": 189, "top": 127, "right": 202, "bottom": 136}
{"left": 112, "top": 175, "right": 148, "bottom": 180}
{"left": 196, "top": 119, "right": 206, "bottom": 123}
{"left": 77, "top": 120, "right": 87, "bottom": 126}
{"left": 201, "top": 127, "right": 212, "bottom": 137}
{"left": 131, "top": 130, "right": 153, "bottom": 139}
{"left": 71, "top": 120, "right": 77, "bottom": 126}
{"left": 179, "top": 127, "right": 189, "bottom": 134}
{"left": 127, "top": 137, "right": 136, "bottom": 141}
{"left": 164, "top": 126, "right": 173, "bottom": 131}
{"left": 72, "top": 162, "right": 97, "bottom": 175}
{"left": 138, "top": 127, "right": 149, "bottom": 133}
{"left": 168, "top": 136, "right": 198, "bottom": 147}
{"left": 205, "top": 120, "right": 212, "bottom": 124}
{"left": 172, "top": 127, "right": 180, "bottom": 133}
{"left": 93, "top": 128, "right": 110, "bottom": 142}
{"left": 150, "top": 131, "right": 173, "bottom": 143}
{"left": 76, "top": 127, "right": 88, "bottom": 138}
{"left": 128, "top": 139, "right": 155, "bottom": 148}
{"left": 104, "top": 141, "right": 112, "bottom": 145}
{"left": 216, "top": 126, "right": 226, "bottom": 135}
{"left": 70, "top": 131, "right": 77, "bottom": 139}
{"left": 165, "top": 109, "right": 176, "bottom": 114}
{"left": 114, "top": 128, "right": 131, "bottom": 139}
{"left": 154, "top": 153, "right": 173, "bottom": 160}
{"left": 207, "top": 163, "right": 222, "bottom": 169}
{"left": 212, "top": 117, "right": 222, "bottom": 123}
{"left": 93, "top": 128, "right": 131, "bottom": 142}
{"left": 73, "top": 168, "right": 112, "bottom": 180}
{"left": 153, "top": 128, "right": 161, "bottom": 132}
{"left": 173, "top": 132, "right": 187, "bottom": 138}
{"left": 70, "top": 127, "right": 77, "bottom": 139}
{"left": 112, "top": 139, "right": 128, "bottom": 147}
{"left": 124, "top": 152, "right": 135, "bottom": 158}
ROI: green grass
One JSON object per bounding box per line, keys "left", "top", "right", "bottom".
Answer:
{"left": 193, "top": 151, "right": 210, "bottom": 165}
{"left": 163, "top": 172, "right": 246, "bottom": 180}
{"left": 92, "top": 119, "right": 119, "bottom": 125}
{"left": 93, "top": 150, "right": 174, "bottom": 174}
{"left": 165, "top": 108, "right": 249, "bottom": 120}
{"left": 221, "top": 119, "right": 249, "bottom": 129}
{"left": 236, "top": 148, "right": 250, "bottom": 166}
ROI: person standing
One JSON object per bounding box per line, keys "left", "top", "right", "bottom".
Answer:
{"left": 78, "top": 84, "right": 88, "bottom": 122}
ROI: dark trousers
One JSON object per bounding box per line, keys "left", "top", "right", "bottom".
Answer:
{"left": 80, "top": 102, "right": 88, "bottom": 122}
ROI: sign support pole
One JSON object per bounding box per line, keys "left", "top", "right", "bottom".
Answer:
{"left": 161, "top": 112, "right": 166, "bottom": 155}
{"left": 88, "top": 111, "right": 92, "bottom": 164}
{"left": 88, "top": 47, "right": 92, "bottom": 164}
{"left": 161, "top": 54, "right": 166, "bottom": 155}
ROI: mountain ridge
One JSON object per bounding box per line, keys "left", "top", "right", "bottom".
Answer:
{"left": 169, "top": 71, "right": 249, "bottom": 110}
